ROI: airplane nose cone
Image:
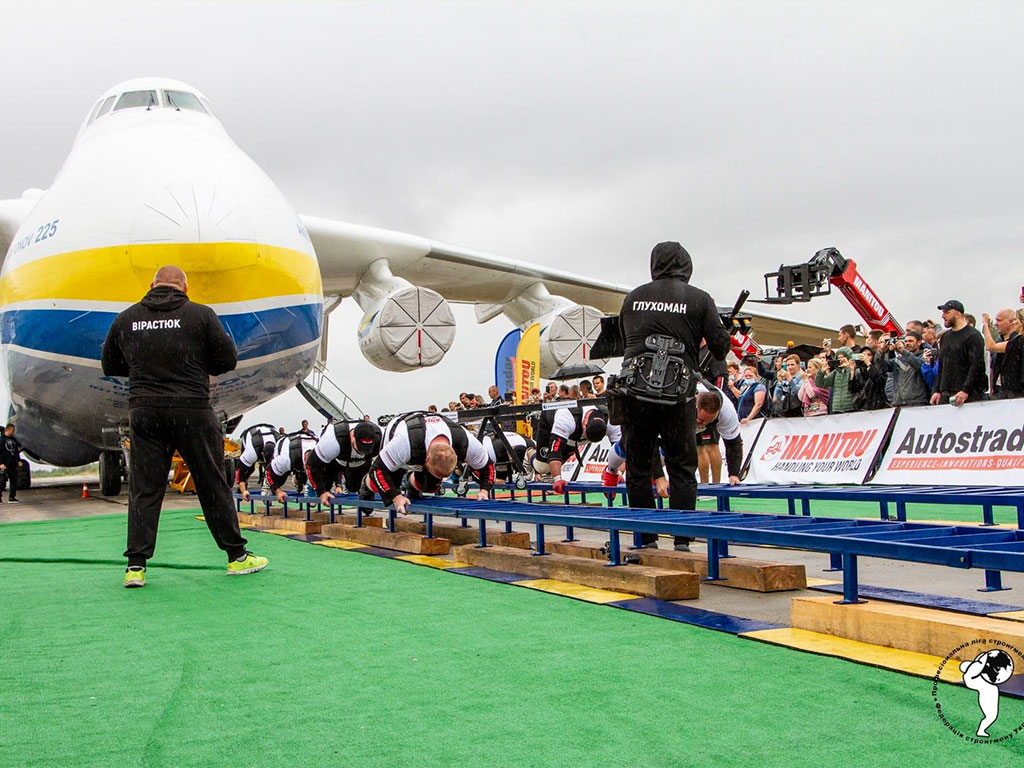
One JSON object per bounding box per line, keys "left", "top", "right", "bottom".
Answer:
{"left": 129, "top": 181, "right": 257, "bottom": 271}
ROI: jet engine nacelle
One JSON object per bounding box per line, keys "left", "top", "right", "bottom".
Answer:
{"left": 354, "top": 260, "right": 456, "bottom": 372}
{"left": 536, "top": 303, "right": 608, "bottom": 379}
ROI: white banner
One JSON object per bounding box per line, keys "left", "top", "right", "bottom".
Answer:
{"left": 561, "top": 438, "right": 613, "bottom": 482}
{"left": 871, "top": 399, "right": 1024, "bottom": 486}
{"left": 744, "top": 409, "right": 896, "bottom": 485}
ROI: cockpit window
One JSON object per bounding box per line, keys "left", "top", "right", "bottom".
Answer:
{"left": 95, "top": 95, "right": 116, "bottom": 119}
{"left": 198, "top": 97, "right": 218, "bottom": 118}
{"left": 113, "top": 90, "right": 159, "bottom": 111}
{"left": 163, "top": 90, "right": 207, "bottom": 113}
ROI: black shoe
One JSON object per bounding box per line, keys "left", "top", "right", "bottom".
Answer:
{"left": 8, "top": 499, "right": 20, "bottom": 504}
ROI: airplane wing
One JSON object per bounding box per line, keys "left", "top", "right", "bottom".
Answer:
{"left": 300, "top": 215, "right": 630, "bottom": 314}
{"left": 0, "top": 196, "right": 37, "bottom": 271}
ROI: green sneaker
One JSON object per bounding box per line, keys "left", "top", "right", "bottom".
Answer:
{"left": 123, "top": 568, "right": 146, "bottom": 588}
{"left": 227, "top": 552, "right": 269, "bottom": 575}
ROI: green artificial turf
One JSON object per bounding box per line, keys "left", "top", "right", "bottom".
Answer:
{"left": 2, "top": 508, "right": 1023, "bottom": 767}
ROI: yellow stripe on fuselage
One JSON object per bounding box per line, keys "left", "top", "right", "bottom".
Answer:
{"left": 0, "top": 242, "right": 322, "bottom": 306}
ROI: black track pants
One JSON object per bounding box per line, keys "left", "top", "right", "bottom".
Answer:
{"left": 126, "top": 406, "right": 247, "bottom": 566}
{"left": 622, "top": 397, "right": 698, "bottom": 546}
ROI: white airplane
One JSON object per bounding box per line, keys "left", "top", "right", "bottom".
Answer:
{"left": 0, "top": 77, "right": 629, "bottom": 493}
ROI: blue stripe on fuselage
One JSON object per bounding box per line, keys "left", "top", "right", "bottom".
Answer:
{"left": 0, "top": 303, "right": 322, "bottom": 361}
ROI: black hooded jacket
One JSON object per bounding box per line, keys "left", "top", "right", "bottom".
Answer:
{"left": 618, "top": 242, "right": 730, "bottom": 367}
{"left": 101, "top": 285, "right": 238, "bottom": 408}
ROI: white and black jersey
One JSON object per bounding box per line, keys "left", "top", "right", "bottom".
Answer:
{"left": 368, "top": 413, "right": 494, "bottom": 505}
{"left": 305, "top": 421, "right": 382, "bottom": 496}
{"left": 235, "top": 424, "right": 277, "bottom": 484}
{"left": 267, "top": 434, "right": 318, "bottom": 492}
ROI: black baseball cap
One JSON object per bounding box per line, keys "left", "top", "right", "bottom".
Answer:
{"left": 352, "top": 422, "right": 379, "bottom": 447}
{"left": 937, "top": 299, "right": 965, "bottom": 313}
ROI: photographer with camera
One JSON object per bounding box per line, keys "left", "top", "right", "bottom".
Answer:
{"left": 613, "top": 242, "right": 730, "bottom": 548}
{"left": 885, "top": 331, "right": 932, "bottom": 406}
{"left": 815, "top": 346, "right": 857, "bottom": 413}
{"left": 772, "top": 355, "right": 804, "bottom": 418}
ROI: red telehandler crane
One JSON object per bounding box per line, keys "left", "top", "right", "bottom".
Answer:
{"left": 758, "top": 247, "right": 904, "bottom": 335}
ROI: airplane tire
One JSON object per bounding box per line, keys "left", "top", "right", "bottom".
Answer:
{"left": 100, "top": 451, "right": 123, "bottom": 496}
{"left": 16, "top": 463, "right": 32, "bottom": 490}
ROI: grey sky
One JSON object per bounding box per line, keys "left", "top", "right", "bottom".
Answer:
{"left": 3, "top": 0, "right": 1023, "bottom": 430}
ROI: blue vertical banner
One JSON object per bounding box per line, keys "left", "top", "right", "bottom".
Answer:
{"left": 494, "top": 328, "right": 522, "bottom": 401}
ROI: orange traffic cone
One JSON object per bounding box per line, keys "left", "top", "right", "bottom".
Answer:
{"left": 81, "top": 483, "right": 90, "bottom": 499}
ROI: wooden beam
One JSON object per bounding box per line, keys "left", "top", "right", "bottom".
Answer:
{"left": 393, "top": 518, "right": 531, "bottom": 549}
{"left": 547, "top": 541, "right": 805, "bottom": 592}
{"left": 320, "top": 524, "right": 450, "bottom": 555}
{"left": 452, "top": 545, "right": 698, "bottom": 600}
{"left": 791, "top": 595, "right": 1024, "bottom": 662}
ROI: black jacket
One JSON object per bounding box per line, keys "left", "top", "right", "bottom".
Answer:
{"left": 101, "top": 286, "right": 238, "bottom": 408}
{"left": 933, "top": 324, "right": 988, "bottom": 399}
{"left": 618, "top": 242, "right": 730, "bottom": 368}
{"left": 0, "top": 434, "right": 22, "bottom": 467}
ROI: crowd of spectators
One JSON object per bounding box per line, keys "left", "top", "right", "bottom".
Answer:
{"left": 730, "top": 295, "right": 1024, "bottom": 422}
{"left": 437, "top": 375, "right": 608, "bottom": 413}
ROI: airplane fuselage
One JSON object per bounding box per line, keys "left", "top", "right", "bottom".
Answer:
{"left": 0, "top": 80, "right": 323, "bottom": 465}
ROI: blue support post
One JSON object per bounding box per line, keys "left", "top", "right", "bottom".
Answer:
{"left": 509, "top": 489, "right": 515, "bottom": 502}
{"left": 721, "top": 497, "right": 731, "bottom": 512}
{"left": 896, "top": 501, "right": 907, "bottom": 522}
{"left": 718, "top": 540, "right": 733, "bottom": 559}
{"left": 329, "top": 502, "right": 336, "bottom": 524}
{"left": 879, "top": 501, "right": 889, "bottom": 521}
{"left": 705, "top": 538, "right": 724, "bottom": 581}
{"left": 980, "top": 570, "right": 1008, "bottom": 592}
{"left": 477, "top": 518, "right": 488, "bottom": 548}
{"left": 563, "top": 526, "right": 576, "bottom": 542}
{"left": 541, "top": 490, "right": 548, "bottom": 503}
{"left": 564, "top": 490, "right": 571, "bottom": 506}
{"left": 656, "top": 497, "right": 664, "bottom": 510}
{"left": 835, "top": 554, "right": 865, "bottom": 604}
{"left": 787, "top": 498, "right": 796, "bottom": 516}
{"left": 355, "top": 506, "right": 363, "bottom": 527}
{"left": 534, "top": 523, "right": 547, "bottom": 556}
{"left": 982, "top": 504, "right": 995, "bottom": 526}
{"left": 264, "top": 499, "right": 271, "bottom": 516}
{"left": 606, "top": 529, "right": 622, "bottom": 566}
{"left": 527, "top": 488, "right": 533, "bottom": 503}
{"left": 425, "top": 513, "right": 433, "bottom": 539}
{"left": 825, "top": 552, "right": 843, "bottom": 572}
{"left": 631, "top": 531, "right": 644, "bottom": 549}
{"left": 580, "top": 491, "right": 587, "bottom": 505}
{"left": 388, "top": 509, "right": 396, "bottom": 533}
{"left": 461, "top": 515, "right": 469, "bottom": 528}
{"left": 282, "top": 501, "right": 288, "bottom": 519}
{"left": 716, "top": 496, "right": 726, "bottom": 512}
{"left": 505, "top": 521, "right": 513, "bottom": 534}
{"left": 801, "top": 498, "right": 810, "bottom": 516}
{"left": 305, "top": 502, "right": 312, "bottom": 522}
{"left": 1018, "top": 504, "right": 1024, "bottom": 529}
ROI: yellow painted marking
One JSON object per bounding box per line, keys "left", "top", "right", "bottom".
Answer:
{"left": 0, "top": 242, "right": 321, "bottom": 306}
{"left": 261, "top": 528, "right": 298, "bottom": 536}
{"left": 517, "top": 579, "right": 639, "bottom": 604}
{"left": 743, "top": 627, "right": 963, "bottom": 683}
{"left": 313, "top": 539, "right": 366, "bottom": 550}
{"left": 396, "top": 555, "right": 470, "bottom": 569}
{"left": 805, "top": 577, "right": 841, "bottom": 587}
{"left": 989, "top": 610, "right": 1024, "bottom": 623}
{"left": 194, "top": 515, "right": 205, "bottom": 521}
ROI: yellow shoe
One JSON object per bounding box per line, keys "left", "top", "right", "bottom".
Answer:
{"left": 226, "top": 552, "right": 268, "bottom": 575}
{"left": 123, "top": 567, "right": 146, "bottom": 588}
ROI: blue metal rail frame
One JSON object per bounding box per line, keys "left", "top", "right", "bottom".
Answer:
{"left": 234, "top": 491, "right": 1024, "bottom": 604}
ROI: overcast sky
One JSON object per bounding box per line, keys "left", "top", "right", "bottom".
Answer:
{"left": 3, "top": 0, "right": 1023, "bottom": 435}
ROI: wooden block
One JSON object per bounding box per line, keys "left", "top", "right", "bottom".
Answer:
{"left": 319, "top": 524, "right": 450, "bottom": 555}
{"left": 393, "top": 518, "right": 532, "bottom": 549}
{"left": 546, "top": 541, "right": 805, "bottom": 592}
{"left": 791, "top": 595, "right": 1024, "bottom": 662}
{"left": 236, "top": 512, "right": 320, "bottom": 534}
{"left": 452, "top": 545, "right": 698, "bottom": 600}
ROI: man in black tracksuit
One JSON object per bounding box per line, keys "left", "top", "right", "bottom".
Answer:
{"left": 101, "top": 266, "right": 263, "bottom": 585}
{"left": 0, "top": 424, "right": 24, "bottom": 503}
{"left": 618, "top": 242, "right": 731, "bottom": 549}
